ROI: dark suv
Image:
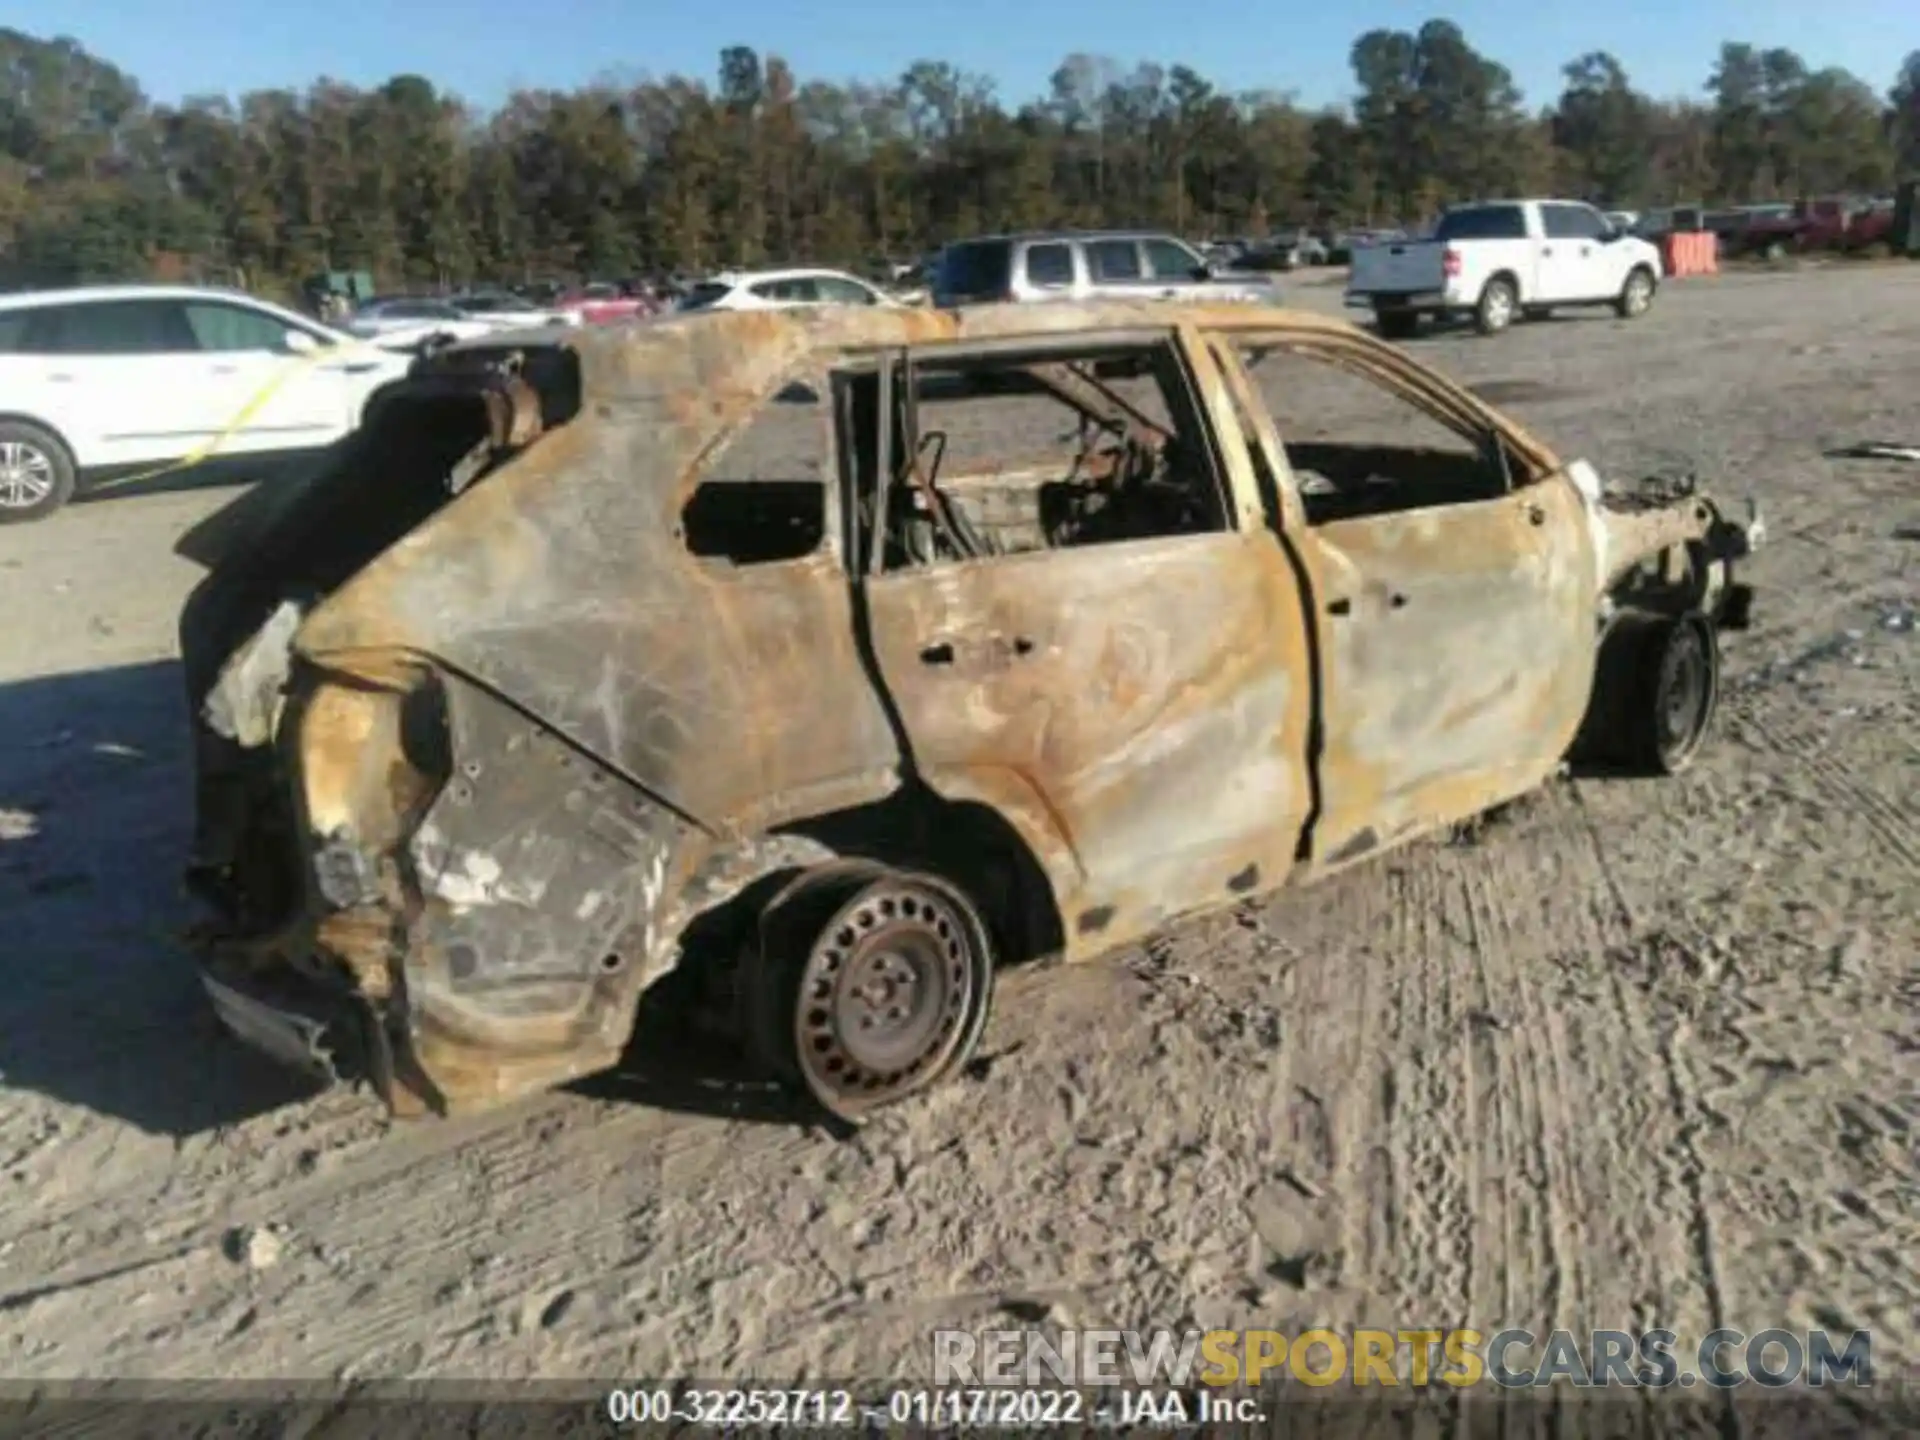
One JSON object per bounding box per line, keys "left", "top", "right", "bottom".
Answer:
{"left": 931, "top": 231, "right": 1279, "bottom": 308}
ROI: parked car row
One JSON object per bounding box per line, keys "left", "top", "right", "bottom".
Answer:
{"left": 341, "top": 293, "right": 563, "bottom": 349}
{"left": 1700, "top": 196, "right": 1899, "bottom": 259}
{"left": 0, "top": 201, "right": 1674, "bottom": 527}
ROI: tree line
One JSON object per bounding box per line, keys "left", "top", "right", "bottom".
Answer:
{"left": 1, "top": 21, "right": 1917, "bottom": 293}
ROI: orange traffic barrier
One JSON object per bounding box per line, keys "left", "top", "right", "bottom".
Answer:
{"left": 1659, "top": 230, "right": 1719, "bottom": 279}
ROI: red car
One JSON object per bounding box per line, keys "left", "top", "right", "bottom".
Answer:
{"left": 554, "top": 283, "right": 652, "bottom": 326}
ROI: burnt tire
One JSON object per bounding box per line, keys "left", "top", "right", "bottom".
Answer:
{"left": 0, "top": 420, "right": 76, "bottom": 524}
{"left": 1636, "top": 612, "right": 1719, "bottom": 773}
{"left": 1614, "top": 265, "right": 1656, "bottom": 320}
{"left": 1473, "top": 277, "right": 1518, "bottom": 335}
{"left": 743, "top": 865, "right": 994, "bottom": 1124}
{"left": 1575, "top": 611, "right": 1720, "bottom": 776}
{"left": 1374, "top": 307, "right": 1419, "bottom": 340}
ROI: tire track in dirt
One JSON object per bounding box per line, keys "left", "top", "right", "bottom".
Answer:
{"left": 1727, "top": 711, "right": 1920, "bottom": 878}
{"left": 1386, "top": 853, "right": 1476, "bottom": 1322}
{"left": 1454, "top": 833, "right": 1580, "bottom": 1339}
{"left": 1255, "top": 865, "right": 1398, "bottom": 1298}
{"left": 0, "top": 1085, "right": 837, "bottom": 1374}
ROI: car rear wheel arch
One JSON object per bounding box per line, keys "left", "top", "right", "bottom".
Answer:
{"left": 1475, "top": 273, "right": 1521, "bottom": 334}
{"left": 0, "top": 414, "right": 79, "bottom": 523}
{"left": 775, "top": 793, "right": 1067, "bottom": 972}
{"left": 645, "top": 789, "right": 1065, "bottom": 1028}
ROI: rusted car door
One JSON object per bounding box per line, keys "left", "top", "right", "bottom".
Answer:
{"left": 848, "top": 331, "right": 1317, "bottom": 955}
{"left": 1205, "top": 332, "right": 1598, "bottom": 870}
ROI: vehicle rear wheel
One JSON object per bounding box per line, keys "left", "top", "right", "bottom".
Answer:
{"left": 1614, "top": 265, "right": 1656, "bottom": 320}
{"left": 1473, "top": 277, "right": 1517, "bottom": 335}
{"left": 1374, "top": 307, "right": 1419, "bottom": 339}
{"left": 0, "top": 421, "right": 76, "bottom": 524}
{"left": 745, "top": 866, "right": 995, "bottom": 1123}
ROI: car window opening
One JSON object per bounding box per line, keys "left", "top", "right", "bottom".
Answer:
{"left": 843, "top": 339, "right": 1230, "bottom": 572}
{"left": 1226, "top": 341, "right": 1513, "bottom": 526}
{"left": 678, "top": 378, "right": 831, "bottom": 566}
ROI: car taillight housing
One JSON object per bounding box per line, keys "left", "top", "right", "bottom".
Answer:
{"left": 1442, "top": 246, "right": 1462, "bottom": 278}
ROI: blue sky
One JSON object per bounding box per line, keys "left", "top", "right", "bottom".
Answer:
{"left": 18, "top": 0, "right": 1914, "bottom": 112}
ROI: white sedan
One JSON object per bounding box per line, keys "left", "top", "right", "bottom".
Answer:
{"left": 677, "top": 267, "right": 900, "bottom": 313}
{"left": 0, "top": 284, "right": 414, "bottom": 522}
{"left": 343, "top": 297, "right": 498, "bottom": 350}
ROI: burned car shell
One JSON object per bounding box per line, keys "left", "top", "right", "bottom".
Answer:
{"left": 181, "top": 302, "right": 1760, "bottom": 1117}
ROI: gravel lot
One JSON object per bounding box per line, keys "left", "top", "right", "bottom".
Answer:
{"left": 0, "top": 268, "right": 1914, "bottom": 1389}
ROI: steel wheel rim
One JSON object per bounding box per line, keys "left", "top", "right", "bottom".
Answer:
{"left": 1657, "top": 624, "right": 1707, "bottom": 756}
{"left": 794, "top": 880, "right": 979, "bottom": 1117}
{"left": 0, "top": 441, "right": 54, "bottom": 509}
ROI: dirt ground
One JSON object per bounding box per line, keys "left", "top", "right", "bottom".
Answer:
{"left": 0, "top": 268, "right": 1913, "bottom": 1388}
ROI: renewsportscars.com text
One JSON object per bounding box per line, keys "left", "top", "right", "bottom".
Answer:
{"left": 932, "top": 1327, "right": 1874, "bottom": 1389}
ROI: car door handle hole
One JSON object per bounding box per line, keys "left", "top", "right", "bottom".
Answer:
{"left": 920, "top": 641, "right": 955, "bottom": 665}
{"left": 1327, "top": 598, "right": 1352, "bottom": 616}
{"left": 1011, "top": 636, "right": 1034, "bottom": 656}
{"left": 1389, "top": 593, "right": 1407, "bottom": 609}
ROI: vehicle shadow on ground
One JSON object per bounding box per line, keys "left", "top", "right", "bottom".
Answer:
{"left": 75, "top": 447, "right": 336, "bottom": 512}
{"left": 0, "top": 659, "right": 320, "bottom": 1138}
{"left": 573, "top": 967, "right": 845, "bottom": 1133}
{"left": 0, "top": 659, "right": 831, "bottom": 1137}
{"left": 1379, "top": 312, "right": 1608, "bottom": 345}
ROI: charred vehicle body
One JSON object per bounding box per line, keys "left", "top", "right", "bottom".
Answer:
{"left": 180, "top": 303, "right": 1761, "bottom": 1123}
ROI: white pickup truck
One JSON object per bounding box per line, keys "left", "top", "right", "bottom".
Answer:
{"left": 1345, "top": 199, "right": 1665, "bottom": 339}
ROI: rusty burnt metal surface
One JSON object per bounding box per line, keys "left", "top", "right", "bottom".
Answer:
{"left": 179, "top": 301, "right": 1762, "bottom": 1117}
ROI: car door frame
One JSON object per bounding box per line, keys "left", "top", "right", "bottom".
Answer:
{"left": 178, "top": 296, "right": 354, "bottom": 455}
{"left": 843, "top": 323, "right": 1320, "bottom": 957}
{"left": 815, "top": 274, "right": 886, "bottom": 308}
{"left": 1142, "top": 236, "right": 1212, "bottom": 301}
{"left": 1080, "top": 237, "right": 1157, "bottom": 301}
{"left": 27, "top": 297, "right": 220, "bottom": 467}
{"left": 1199, "top": 320, "right": 1600, "bottom": 874}
{"left": 1538, "top": 202, "right": 1613, "bottom": 303}
{"left": 751, "top": 277, "right": 823, "bottom": 310}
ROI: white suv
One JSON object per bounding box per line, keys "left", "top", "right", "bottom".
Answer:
{"left": 0, "top": 285, "right": 414, "bottom": 523}
{"left": 677, "top": 267, "right": 899, "bottom": 313}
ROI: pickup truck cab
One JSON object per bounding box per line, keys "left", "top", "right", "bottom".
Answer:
{"left": 1346, "top": 200, "right": 1664, "bottom": 339}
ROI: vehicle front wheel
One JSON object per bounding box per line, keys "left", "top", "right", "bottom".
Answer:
{"left": 1474, "top": 277, "right": 1518, "bottom": 335}
{"left": 1614, "top": 266, "right": 1656, "bottom": 320}
{"left": 1635, "top": 613, "right": 1719, "bottom": 774}
{"left": 1577, "top": 611, "right": 1720, "bottom": 776}
{"left": 0, "top": 421, "right": 76, "bottom": 524}
{"left": 744, "top": 866, "right": 996, "bottom": 1123}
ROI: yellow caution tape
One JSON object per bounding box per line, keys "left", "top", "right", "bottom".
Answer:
{"left": 87, "top": 330, "right": 420, "bottom": 493}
